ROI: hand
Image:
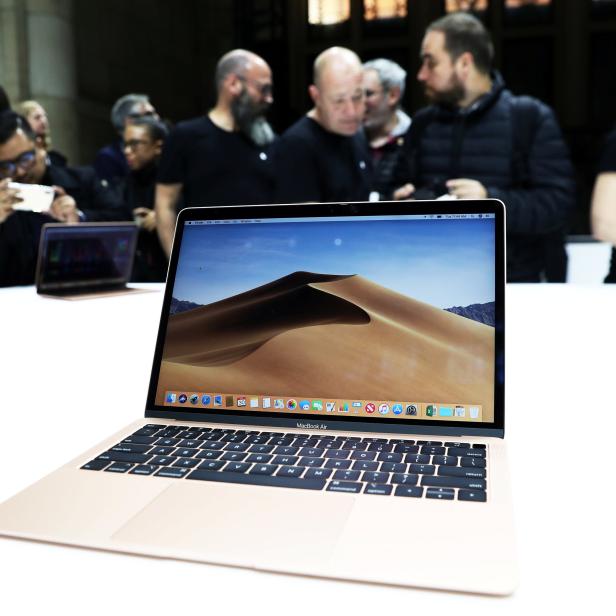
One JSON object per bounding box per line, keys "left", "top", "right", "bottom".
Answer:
{"left": 48, "top": 185, "right": 79, "bottom": 223}
{"left": 392, "top": 183, "right": 415, "bottom": 201}
{"left": 445, "top": 178, "right": 487, "bottom": 200}
{"left": 0, "top": 178, "right": 21, "bottom": 224}
{"left": 133, "top": 207, "right": 157, "bottom": 232}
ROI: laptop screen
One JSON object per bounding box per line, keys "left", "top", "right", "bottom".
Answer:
{"left": 36, "top": 223, "right": 138, "bottom": 292}
{"left": 149, "top": 202, "right": 504, "bottom": 432}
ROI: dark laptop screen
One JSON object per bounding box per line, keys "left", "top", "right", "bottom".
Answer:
{"left": 153, "top": 209, "right": 501, "bottom": 427}
{"left": 37, "top": 223, "right": 137, "bottom": 292}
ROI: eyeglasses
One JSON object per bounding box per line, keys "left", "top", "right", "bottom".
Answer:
{"left": 0, "top": 149, "right": 36, "bottom": 178}
{"left": 124, "top": 139, "right": 151, "bottom": 151}
{"left": 237, "top": 75, "right": 273, "bottom": 97}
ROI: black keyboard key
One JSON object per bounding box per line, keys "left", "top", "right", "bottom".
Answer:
{"left": 352, "top": 460, "right": 379, "bottom": 472}
{"left": 367, "top": 443, "right": 393, "bottom": 453}
{"left": 405, "top": 454, "right": 430, "bottom": 464}
{"left": 250, "top": 464, "right": 278, "bottom": 476}
{"left": 223, "top": 462, "right": 251, "bottom": 473}
{"left": 196, "top": 450, "right": 223, "bottom": 460}
{"left": 426, "top": 487, "right": 455, "bottom": 500}
{"left": 432, "top": 455, "right": 458, "bottom": 466}
{"left": 272, "top": 455, "right": 299, "bottom": 465}
{"left": 409, "top": 463, "right": 435, "bottom": 475}
{"left": 394, "top": 444, "right": 419, "bottom": 454}
{"left": 179, "top": 439, "right": 201, "bottom": 448}
{"left": 157, "top": 437, "right": 181, "bottom": 447}
{"left": 133, "top": 426, "right": 160, "bottom": 437}
{"left": 200, "top": 441, "right": 225, "bottom": 451}
{"left": 458, "top": 489, "right": 487, "bottom": 502}
{"left": 449, "top": 447, "right": 486, "bottom": 458}
{"left": 155, "top": 467, "right": 190, "bottom": 478}
{"left": 150, "top": 455, "right": 177, "bottom": 466}
{"left": 299, "top": 456, "right": 324, "bottom": 467}
{"left": 472, "top": 444, "right": 487, "bottom": 449}
{"left": 173, "top": 458, "right": 200, "bottom": 469}
{"left": 277, "top": 466, "right": 304, "bottom": 478}
{"left": 122, "top": 435, "right": 157, "bottom": 445}
{"left": 81, "top": 459, "right": 108, "bottom": 471}
{"left": 445, "top": 442, "right": 470, "bottom": 448}
{"left": 342, "top": 441, "right": 368, "bottom": 451}
{"left": 391, "top": 473, "right": 418, "bottom": 485}
{"left": 151, "top": 446, "right": 175, "bottom": 456}
{"left": 417, "top": 440, "right": 442, "bottom": 446}
{"left": 350, "top": 451, "right": 377, "bottom": 461}
{"left": 320, "top": 440, "right": 344, "bottom": 450}
{"left": 111, "top": 443, "right": 152, "bottom": 454}
{"left": 273, "top": 446, "right": 299, "bottom": 456}
{"left": 365, "top": 483, "right": 393, "bottom": 496}
{"left": 361, "top": 437, "right": 387, "bottom": 443}
{"left": 377, "top": 452, "right": 403, "bottom": 463}
{"left": 221, "top": 452, "right": 248, "bottom": 462}
{"left": 380, "top": 462, "right": 406, "bottom": 473}
{"left": 420, "top": 446, "right": 446, "bottom": 456}
{"left": 249, "top": 444, "right": 274, "bottom": 454}
{"left": 305, "top": 468, "right": 332, "bottom": 480}
{"left": 394, "top": 485, "right": 423, "bottom": 497}
{"left": 187, "top": 469, "right": 325, "bottom": 490}
{"left": 221, "top": 434, "right": 247, "bottom": 443}
{"left": 300, "top": 447, "right": 325, "bottom": 457}
{"left": 324, "top": 459, "right": 352, "bottom": 470}
{"left": 224, "top": 443, "right": 250, "bottom": 452}
{"left": 105, "top": 462, "right": 133, "bottom": 473}
{"left": 461, "top": 458, "right": 486, "bottom": 468}
{"left": 246, "top": 453, "right": 273, "bottom": 464}
{"left": 327, "top": 481, "right": 362, "bottom": 494}
{"left": 175, "top": 448, "right": 199, "bottom": 458}
{"left": 333, "top": 470, "right": 360, "bottom": 481}
{"left": 129, "top": 464, "right": 158, "bottom": 476}
{"left": 438, "top": 466, "right": 486, "bottom": 479}
{"left": 422, "top": 476, "right": 486, "bottom": 490}
{"left": 324, "top": 449, "right": 350, "bottom": 460}
{"left": 361, "top": 471, "right": 390, "bottom": 484}
{"left": 244, "top": 435, "right": 270, "bottom": 444}
{"left": 98, "top": 451, "right": 152, "bottom": 464}
{"left": 269, "top": 437, "right": 294, "bottom": 446}
{"left": 198, "top": 460, "right": 225, "bottom": 471}
{"left": 293, "top": 438, "right": 319, "bottom": 447}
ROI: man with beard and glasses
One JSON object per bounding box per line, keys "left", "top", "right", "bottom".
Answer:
{"left": 393, "top": 12, "right": 575, "bottom": 283}
{"left": 362, "top": 58, "right": 411, "bottom": 200}
{"left": 155, "top": 49, "right": 276, "bottom": 257}
{"left": 274, "top": 46, "right": 372, "bottom": 204}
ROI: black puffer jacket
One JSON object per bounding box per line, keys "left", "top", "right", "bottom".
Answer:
{"left": 404, "top": 72, "right": 575, "bottom": 282}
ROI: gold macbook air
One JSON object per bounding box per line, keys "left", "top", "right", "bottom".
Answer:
{"left": 0, "top": 200, "right": 516, "bottom": 595}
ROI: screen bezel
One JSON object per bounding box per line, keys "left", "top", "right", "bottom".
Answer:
{"left": 35, "top": 222, "right": 138, "bottom": 293}
{"left": 145, "top": 200, "right": 506, "bottom": 437}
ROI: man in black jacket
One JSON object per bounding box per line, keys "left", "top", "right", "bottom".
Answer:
{"left": 395, "top": 13, "right": 575, "bottom": 282}
{"left": 0, "top": 111, "right": 125, "bottom": 286}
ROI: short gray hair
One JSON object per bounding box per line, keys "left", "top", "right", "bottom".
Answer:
{"left": 363, "top": 58, "right": 407, "bottom": 99}
{"left": 111, "top": 93, "right": 150, "bottom": 134}
{"left": 215, "top": 50, "right": 253, "bottom": 93}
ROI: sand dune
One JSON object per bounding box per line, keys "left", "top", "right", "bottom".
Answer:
{"left": 158, "top": 271, "right": 495, "bottom": 419}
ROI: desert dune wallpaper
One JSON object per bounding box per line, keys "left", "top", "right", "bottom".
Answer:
{"left": 156, "top": 217, "right": 496, "bottom": 420}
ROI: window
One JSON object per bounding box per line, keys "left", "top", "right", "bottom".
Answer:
{"left": 363, "top": 0, "right": 408, "bottom": 21}
{"left": 307, "top": 0, "right": 350, "bottom": 25}
{"left": 445, "top": 0, "right": 489, "bottom": 12}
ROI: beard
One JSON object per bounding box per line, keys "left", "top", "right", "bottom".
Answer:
{"left": 424, "top": 73, "right": 466, "bottom": 107}
{"left": 231, "top": 88, "right": 275, "bottom": 147}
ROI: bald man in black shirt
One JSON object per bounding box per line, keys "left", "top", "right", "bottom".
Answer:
{"left": 274, "top": 47, "right": 372, "bottom": 204}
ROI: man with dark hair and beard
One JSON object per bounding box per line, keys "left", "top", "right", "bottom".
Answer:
{"left": 155, "top": 49, "right": 276, "bottom": 256}
{"left": 393, "top": 12, "right": 575, "bottom": 283}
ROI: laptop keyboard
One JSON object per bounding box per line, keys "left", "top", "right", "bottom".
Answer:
{"left": 81, "top": 424, "right": 487, "bottom": 502}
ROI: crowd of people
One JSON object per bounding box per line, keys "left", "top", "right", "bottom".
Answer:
{"left": 0, "top": 12, "right": 614, "bottom": 287}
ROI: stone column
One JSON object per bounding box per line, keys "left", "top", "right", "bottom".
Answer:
{"left": 0, "top": 0, "right": 79, "bottom": 163}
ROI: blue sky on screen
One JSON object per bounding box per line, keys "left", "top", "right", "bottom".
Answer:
{"left": 172, "top": 218, "right": 495, "bottom": 309}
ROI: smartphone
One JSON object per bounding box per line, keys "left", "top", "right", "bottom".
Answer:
{"left": 9, "top": 182, "right": 55, "bottom": 213}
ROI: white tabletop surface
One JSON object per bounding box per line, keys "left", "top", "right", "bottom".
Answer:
{"left": 0, "top": 283, "right": 614, "bottom": 614}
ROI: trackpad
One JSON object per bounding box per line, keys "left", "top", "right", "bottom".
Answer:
{"left": 112, "top": 482, "right": 354, "bottom": 570}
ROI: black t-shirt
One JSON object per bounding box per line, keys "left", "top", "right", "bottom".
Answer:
{"left": 0, "top": 210, "right": 54, "bottom": 287}
{"left": 157, "top": 116, "right": 276, "bottom": 206}
{"left": 274, "top": 116, "right": 372, "bottom": 203}
{"left": 598, "top": 130, "right": 616, "bottom": 173}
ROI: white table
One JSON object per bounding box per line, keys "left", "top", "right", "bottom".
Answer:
{"left": 0, "top": 283, "right": 613, "bottom": 614}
